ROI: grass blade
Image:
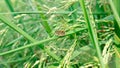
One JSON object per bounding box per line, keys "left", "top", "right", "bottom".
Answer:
{"left": 0, "top": 28, "right": 86, "bottom": 56}
{"left": 0, "top": 11, "right": 107, "bottom": 15}
{"left": 0, "top": 37, "right": 57, "bottom": 56}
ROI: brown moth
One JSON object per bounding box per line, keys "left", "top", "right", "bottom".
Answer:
{"left": 55, "top": 30, "right": 65, "bottom": 36}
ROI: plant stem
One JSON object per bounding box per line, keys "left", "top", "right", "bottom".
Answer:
{"left": 0, "top": 11, "right": 107, "bottom": 15}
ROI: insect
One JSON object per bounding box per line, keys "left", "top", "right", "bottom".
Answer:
{"left": 55, "top": 30, "right": 65, "bottom": 36}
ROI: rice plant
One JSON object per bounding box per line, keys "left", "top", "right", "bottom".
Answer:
{"left": 0, "top": 0, "right": 120, "bottom": 68}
